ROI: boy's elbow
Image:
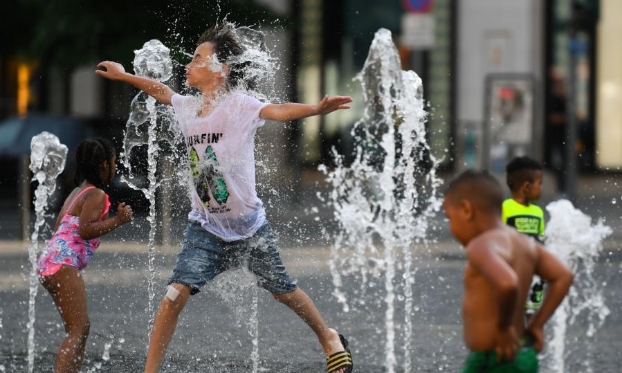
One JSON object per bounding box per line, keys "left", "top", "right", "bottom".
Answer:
{"left": 552, "top": 267, "right": 574, "bottom": 294}
{"left": 564, "top": 269, "right": 575, "bottom": 288}
{"left": 498, "top": 277, "right": 519, "bottom": 297}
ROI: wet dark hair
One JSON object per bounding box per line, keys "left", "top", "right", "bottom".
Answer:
{"left": 74, "top": 137, "right": 116, "bottom": 189}
{"left": 197, "top": 24, "right": 255, "bottom": 90}
{"left": 445, "top": 169, "right": 504, "bottom": 214}
{"left": 505, "top": 156, "right": 543, "bottom": 192}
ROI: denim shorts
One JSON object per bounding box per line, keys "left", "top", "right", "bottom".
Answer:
{"left": 169, "top": 221, "right": 297, "bottom": 295}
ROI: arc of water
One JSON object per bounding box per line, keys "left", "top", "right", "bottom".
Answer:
{"left": 26, "top": 132, "right": 68, "bottom": 373}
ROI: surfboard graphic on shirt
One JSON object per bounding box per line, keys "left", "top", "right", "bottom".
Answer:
{"left": 204, "top": 145, "right": 229, "bottom": 204}
{"left": 189, "top": 147, "right": 211, "bottom": 207}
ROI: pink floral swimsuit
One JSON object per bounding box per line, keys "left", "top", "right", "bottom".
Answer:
{"left": 37, "top": 187, "right": 111, "bottom": 277}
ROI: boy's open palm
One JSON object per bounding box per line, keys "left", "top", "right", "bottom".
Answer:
{"left": 316, "top": 95, "right": 352, "bottom": 115}
{"left": 96, "top": 61, "right": 126, "bottom": 80}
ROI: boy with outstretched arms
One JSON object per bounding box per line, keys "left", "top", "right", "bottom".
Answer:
{"left": 96, "top": 24, "right": 353, "bottom": 373}
{"left": 503, "top": 156, "right": 545, "bottom": 318}
{"left": 443, "top": 170, "right": 573, "bottom": 372}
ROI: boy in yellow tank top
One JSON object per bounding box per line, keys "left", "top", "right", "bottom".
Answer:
{"left": 502, "top": 157, "right": 545, "bottom": 321}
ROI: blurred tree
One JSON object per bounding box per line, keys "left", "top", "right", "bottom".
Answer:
{"left": 0, "top": 0, "right": 40, "bottom": 59}
{"left": 4, "top": 0, "right": 286, "bottom": 69}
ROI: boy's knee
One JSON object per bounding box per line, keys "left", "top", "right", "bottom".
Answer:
{"left": 272, "top": 289, "right": 297, "bottom": 303}
{"left": 161, "top": 283, "right": 190, "bottom": 309}
{"left": 166, "top": 285, "right": 181, "bottom": 302}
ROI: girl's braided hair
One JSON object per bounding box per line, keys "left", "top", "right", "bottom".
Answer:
{"left": 74, "top": 137, "right": 116, "bottom": 189}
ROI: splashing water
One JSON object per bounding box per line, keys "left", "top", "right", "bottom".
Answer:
{"left": 124, "top": 23, "right": 279, "bottom": 371}
{"left": 207, "top": 269, "right": 261, "bottom": 371}
{"left": 542, "top": 199, "right": 611, "bottom": 373}
{"left": 320, "top": 28, "right": 442, "bottom": 373}
{"left": 123, "top": 39, "right": 181, "bottom": 335}
{"left": 27, "top": 132, "right": 68, "bottom": 373}
{"left": 102, "top": 341, "right": 112, "bottom": 361}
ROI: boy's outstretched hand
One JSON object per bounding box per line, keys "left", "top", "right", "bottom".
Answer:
{"left": 96, "top": 61, "right": 127, "bottom": 80}
{"left": 315, "top": 95, "right": 352, "bottom": 115}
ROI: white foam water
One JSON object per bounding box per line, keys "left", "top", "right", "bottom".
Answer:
{"left": 123, "top": 39, "right": 180, "bottom": 335}
{"left": 27, "top": 132, "right": 68, "bottom": 373}
{"left": 321, "top": 28, "right": 442, "bottom": 373}
{"left": 542, "top": 199, "right": 611, "bottom": 373}
{"left": 207, "top": 269, "right": 261, "bottom": 371}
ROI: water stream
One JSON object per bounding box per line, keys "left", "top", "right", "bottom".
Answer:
{"left": 321, "top": 28, "right": 443, "bottom": 373}
{"left": 26, "top": 132, "right": 68, "bottom": 373}
{"left": 122, "top": 39, "right": 178, "bottom": 333}
{"left": 542, "top": 199, "right": 611, "bottom": 373}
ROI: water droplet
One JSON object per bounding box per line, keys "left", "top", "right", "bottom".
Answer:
{"left": 611, "top": 198, "right": 616, "bottom": 205}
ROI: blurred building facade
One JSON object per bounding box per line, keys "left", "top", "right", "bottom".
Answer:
{"left": 291, "top": 0, "right": 607, "bottom": 178}
{"left": 0, "top": 0, "right": 615, "bottom": 180}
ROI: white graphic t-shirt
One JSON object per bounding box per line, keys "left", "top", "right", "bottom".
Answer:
{"left": 171, "top": 92, "right": 269, "bottom": 241}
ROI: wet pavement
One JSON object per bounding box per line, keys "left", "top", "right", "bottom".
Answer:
{"left": 1, "top": 235, "right": 622, "bottom": 372}
{"left": 1, "top": 171, "right": 622, "bottom": 372}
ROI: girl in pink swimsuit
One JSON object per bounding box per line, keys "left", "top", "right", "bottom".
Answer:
{"left": 37, "top": 137, "right": 133, "bottom": 373}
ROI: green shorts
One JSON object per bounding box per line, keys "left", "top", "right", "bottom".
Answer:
{"left": 461, "top": 345, "right": 538, "bottom": 373}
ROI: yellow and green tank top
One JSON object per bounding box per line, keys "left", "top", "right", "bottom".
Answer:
{"left": 502, "top": 198, "right": 544, "bottom": 240}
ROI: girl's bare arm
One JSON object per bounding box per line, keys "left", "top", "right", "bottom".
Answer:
{"left": 78, "top": 189, "right": 133, "bottom": 239}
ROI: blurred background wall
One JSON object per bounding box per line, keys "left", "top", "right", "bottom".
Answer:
{"left": 0, "top": 0, "right": 611, "bottom": 221}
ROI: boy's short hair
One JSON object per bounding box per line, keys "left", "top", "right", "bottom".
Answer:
{"left": 445, "top": 169, "right": 504, "bottom": 214}
{"left": 505, "top": 156, "right": 543, "bottom": 192}
{"left": 197, "top": 24, "right": 256, "bottom": 90}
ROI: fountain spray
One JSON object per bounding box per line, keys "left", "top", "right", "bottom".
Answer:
{"left": 26, "top": 132, "right": 68, "bottom": 373}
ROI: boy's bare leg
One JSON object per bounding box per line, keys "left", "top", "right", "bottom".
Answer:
{"left": 144, "top": 283, "right": 191, "bottom": 373}
{"left": 273, "top": 287, "right": 346, "bottom": 356}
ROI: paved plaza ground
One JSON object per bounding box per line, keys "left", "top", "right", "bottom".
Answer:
{"left": 1, "top": 238, "right": 621, "bottom": 372}
{"left": 1, "top": 171, "right": 622, "bottom": 372}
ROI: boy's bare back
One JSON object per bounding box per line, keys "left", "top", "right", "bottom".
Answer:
{"left": 462, "top": 226, "right": 538, "bottom": 351}
{"left": 444, "top": 170, "right": 573, "bottom": 364}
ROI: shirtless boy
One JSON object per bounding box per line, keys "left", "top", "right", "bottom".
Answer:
{"left": 443, "top": 170, "right": 573, "bottom": 372}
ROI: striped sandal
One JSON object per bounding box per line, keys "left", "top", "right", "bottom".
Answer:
{"left": 326, "top": 334, "right": 353, "bottom": 373}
